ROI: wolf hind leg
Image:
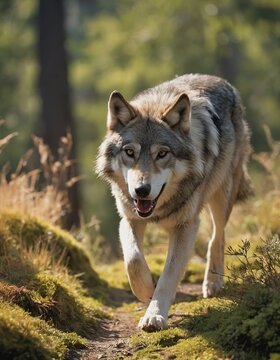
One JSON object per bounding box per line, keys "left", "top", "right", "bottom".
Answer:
{"left": 119, "top": 218, "right": 154, "bottom": 303}
{"left": 202, "top": 180, "right": 234, "bottom": 298}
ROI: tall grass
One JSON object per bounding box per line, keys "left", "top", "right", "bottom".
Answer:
{"left": 0, "top": 126, "right": 108, "bottom": 359}
{"left": 0, "top": 126, "right": 79, "bottom": 226}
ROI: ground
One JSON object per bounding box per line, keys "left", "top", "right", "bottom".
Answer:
{"left": 75, "top": 283, "right": 202, "bottom": 360}
{"left": 1, "top": 195, "right": 280, "bottom": 359}
{"left": 1, "top": 210, "right": 280, "bottom": 359}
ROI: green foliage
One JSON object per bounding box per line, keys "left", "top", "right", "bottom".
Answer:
{"left": 0, "top": 0, "right": 38, "bottom": 166}
{"left": 219, "top": 285, "right": 280, "bottom": 358}
{"left": 219, "top": 236, "right": 280, "bottom": 357}
{"left": 128, "top": 236, "right": 280, "bottom": 359}
{"left": 0, "top": 0, "right": 279, "bottom": 243}
{"left": 226, "top": 236, "right": 280, "bottom": 289}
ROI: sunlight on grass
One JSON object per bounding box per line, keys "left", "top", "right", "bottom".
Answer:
{"left": 1, "top": 126, "right": 280, "bottom": 358}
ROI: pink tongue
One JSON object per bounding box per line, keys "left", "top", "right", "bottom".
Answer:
{"left": 136, "top": 200, "right": 153, "bottom": 213}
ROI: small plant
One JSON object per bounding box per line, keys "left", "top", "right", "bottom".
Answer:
{"left": 219, "top": 236, "right": 280, "bottom": 357}
{"left": 226, "top": 235, "right": 280, "bottom": 291}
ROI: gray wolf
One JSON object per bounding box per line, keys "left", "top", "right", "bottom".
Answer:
{"left": 96, "top": 74, "right": 253, "bottom": 332}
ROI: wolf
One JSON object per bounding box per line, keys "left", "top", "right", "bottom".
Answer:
{"left": 96, "top": 74, "right": 253, "bottom": 332}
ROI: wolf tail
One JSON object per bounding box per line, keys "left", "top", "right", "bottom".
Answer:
{"left": 236, "top": 166, "right": 255, "bottom": 202}
{"left": 231, "top": 89, "right": 255, "bottom": 203}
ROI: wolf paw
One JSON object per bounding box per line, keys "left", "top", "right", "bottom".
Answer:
{"left": 138, "top": 314, "right": 168, "bottom": 332}
{"left": 202, "top": 279, "right": 223, "bottom": 298}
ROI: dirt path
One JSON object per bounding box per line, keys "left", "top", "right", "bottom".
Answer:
{"left": 74, "top": 283, "right": 202, "bottom": 360}
{"left": 76, "top": 308, "right": 136, "bottom": 360}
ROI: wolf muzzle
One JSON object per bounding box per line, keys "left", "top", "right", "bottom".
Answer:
{"left": 133, "top": 183, "right": 166, "bottom": 218}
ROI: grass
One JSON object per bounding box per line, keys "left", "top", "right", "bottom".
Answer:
{"left": 129, "top": 278, "right": 280, "bottom": 359}
{"left": 0, "top": 301, "right": 84, "bottom": 360}
{"left": 94, "top": 168, "right": 280, "bottom": 358}
{"left": 1, "top": 126, "right": 280, "bottom": 359}
{"left": 130, "top": 298, "right": 234, "bottom": 360}
{"left": 0, "top": 211, "right": 106, "bottom": 296}
{"left": 0, "top": 211, "right": 109, "bottom": 359}
{"left": 0, "top": 132, "right": 112, "bottom": 358}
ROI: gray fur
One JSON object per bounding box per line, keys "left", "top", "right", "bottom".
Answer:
{"left": 96, "top": 73, "right": 253, "bottom": 332}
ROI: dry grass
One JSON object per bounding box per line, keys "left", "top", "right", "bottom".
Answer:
{"left": 0, "top": 126, "right": 79, "bottom": 226}
{"left": 253, "top": 124, "right": 280, "bottom": 191}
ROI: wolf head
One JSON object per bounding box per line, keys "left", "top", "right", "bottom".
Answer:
{"left": 96, "top": 91, "right": 202, "bottom": 219}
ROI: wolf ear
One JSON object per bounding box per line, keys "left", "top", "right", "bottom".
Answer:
{"left": 107, "top": 91, "right": 136, "bottom": 131}
{"left": 162, "top": 93, "right": 191, "bottom": 133}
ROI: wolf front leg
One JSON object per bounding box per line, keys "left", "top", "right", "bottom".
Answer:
{"left": 139, "top": 219, "right": 199, "bottom": 332}
{"left": 119, "top": 218, "right": 155, "bottom": 303}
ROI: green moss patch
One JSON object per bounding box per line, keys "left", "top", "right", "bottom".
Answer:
{"left": 0, "top": 211, "right": 106, "bottom": 296}
{"left": 0, "top": 211, "right": 109, "bottom": 359}
{"left": 131, "top": 327, "right": 187, "bottom": 348}
{"left": 129, "top": 286, "right": 280, "bottom": 359}
{"left": 0, "top": 300, "right": 84, "bottom": 360}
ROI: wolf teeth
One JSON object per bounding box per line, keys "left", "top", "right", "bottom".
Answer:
{"left": 134, "top": 199, "right": 154, "bottom": 213}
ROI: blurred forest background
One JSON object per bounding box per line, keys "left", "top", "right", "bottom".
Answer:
{"left": 0, "top": 0, "right": 279, "bottom": 255}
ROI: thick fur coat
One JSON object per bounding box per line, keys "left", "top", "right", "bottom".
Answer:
{"left": 96, "top": 74, "right": 253, "bottom": 332}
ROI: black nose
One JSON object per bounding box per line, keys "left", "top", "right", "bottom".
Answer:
{"left": 135, "top": 184, "right": 151, "bottom": 198}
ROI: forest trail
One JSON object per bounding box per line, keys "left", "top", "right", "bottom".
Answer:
{"left": 75, "top": 283, "right": 202, "bottom": 360}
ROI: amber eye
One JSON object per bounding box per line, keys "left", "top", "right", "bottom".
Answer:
{"left": 125, "top": 148, "right": 134, "bottom": 158}
{"left": 157, "top": 150, "right": 168, "bottom": 159}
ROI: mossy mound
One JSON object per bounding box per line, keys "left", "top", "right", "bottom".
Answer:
{"left": 130, "top": 298, "right": 232, "bottom": 359}
{"left": 0, "top": 301, "right": 84, "bottom": 360}
{"left": 0, "top": 211, "right": 106, "bottom": 296}
{"left": 0, "top": 211, "right": 109, "bottom": 359}
{"left": 130, "top": 292, "right": 280, "bottom": 359}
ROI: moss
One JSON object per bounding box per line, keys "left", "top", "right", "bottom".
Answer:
{"left": 130, "top": 328, "right": 187, "bottom": 359}
{"left": 0, "top": 210, "right": 110, "bottom": 357}
{"left": 0, "top": 300, "right": 84, "bottom": 360}
{"left": 126, "top": 286, "right": 280, "bottom": 360}
{"left": 0, "top": 273, "right": 109, "bottom": 337}
{"left": 0, "top": 211, "right": 107, "bottom": 297}
{"left": 169, "top": 336, "right": 226, "bottom": 360}
{"left": 131, "top": 328, "right": 187, "bottom": 348}
{"left": 31, "top": 273, "right": 109, "bottom": 336}
{"left": 128, "top": 299, "right": 232, "bottom": 359}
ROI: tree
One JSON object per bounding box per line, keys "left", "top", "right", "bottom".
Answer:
{"left": 38, "top": 0, "right": 79, "bottom": 229}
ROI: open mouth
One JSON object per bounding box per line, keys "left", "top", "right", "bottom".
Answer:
{"left": 133, "top": 184, "right": 165, "bottom": 218}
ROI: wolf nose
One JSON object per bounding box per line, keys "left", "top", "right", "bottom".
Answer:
{"left": 135, "top": 184, "right": 151, "bottom": 198}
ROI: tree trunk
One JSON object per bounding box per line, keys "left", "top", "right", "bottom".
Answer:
{"left": 216, "top": 28, "right": 241, "bottom": 84}
{"left": 38, "top": 0, "right": 80, "bottom": 229}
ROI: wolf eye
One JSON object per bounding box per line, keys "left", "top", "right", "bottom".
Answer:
{"left": 157, "top": 150, "right": 168, "bottom": 159}
{"left": 124, "top": 148, "right": 134, "bottom": 158}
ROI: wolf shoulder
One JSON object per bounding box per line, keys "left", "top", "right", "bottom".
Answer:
{"left": 134, "top": 73, "right": 243, "bottom": 124}
{"left": 165, "top": 73, "right": 238, "bottom": 102}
